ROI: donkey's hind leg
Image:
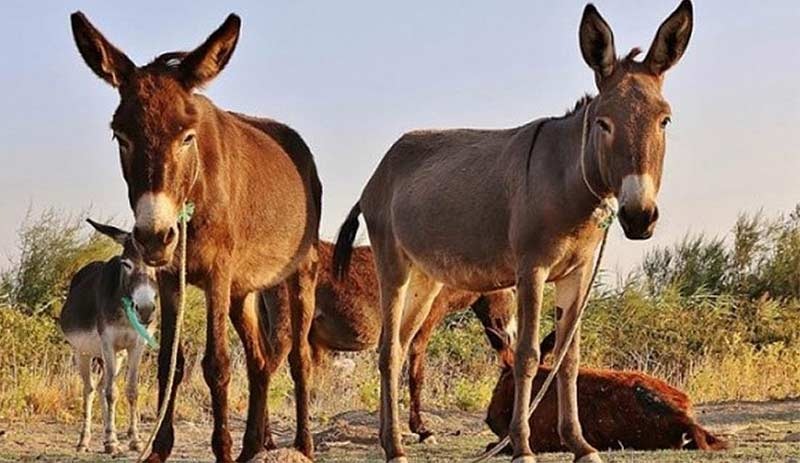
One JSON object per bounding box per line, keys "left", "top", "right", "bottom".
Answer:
{"left": 260, "top": 285, "right": 292, "bottom": 451}
{"left": 375, "top": 248, "right": 443, "bottom": 461}
{"left": 230, "top": 291, "right": 270, "bottom": 462}
{"left": 369, "top": 236, "right": 411, "bottom": 463}
{"left": 76, "top": 353, "right": 95, "bottom": 452}
{"left": 287, "top": 248, "right": 319, "bottom": 458}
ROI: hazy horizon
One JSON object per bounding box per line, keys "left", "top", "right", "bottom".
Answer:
{"left": 1, "top": 1, "right": 798, "bottom": 279}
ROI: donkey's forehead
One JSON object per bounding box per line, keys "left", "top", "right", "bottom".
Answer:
{"left": 112, "top": 73, "right": 198, "bottom": 135}
{"left": 600, "top": 74, "right": 670, "bottom": 115}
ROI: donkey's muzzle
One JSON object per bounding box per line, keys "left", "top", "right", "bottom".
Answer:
{"left": 133, "top": 225, "right": 178, "bottom": 266}
{"left": 619, "top": 205, "right": 659, "bottom": 240}
{"left": 137, "top": 305, "right": 156, "bottom": 325}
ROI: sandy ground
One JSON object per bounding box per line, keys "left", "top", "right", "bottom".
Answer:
{"left": 1, "top": 400, "right": 799, "bottom": 462}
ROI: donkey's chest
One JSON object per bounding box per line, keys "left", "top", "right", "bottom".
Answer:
{"left": 185, "top": 218, "right": 309, "bottom": 293}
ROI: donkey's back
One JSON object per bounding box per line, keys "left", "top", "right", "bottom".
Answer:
{"left": 60, "top": 260, "right": 105, "bottom": 355}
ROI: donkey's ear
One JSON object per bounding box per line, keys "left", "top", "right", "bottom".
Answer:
{"left": 86, "top": 218, "right": 129, "bottom": 245}
{"left": 579, "top": 4, "right": 616, "bottom": 83}
{"left": 644, "top": 0, "right": 693, "bottom": 76}
{"left": 179, "top": 14, "right": 241, "bottom": 89}
{"left": 484, "top": 326, "right": 510, "bottom": 352}
{"left": 539, "top": 330, "right": 557, "bottom": 360}
{"left": 70, "top": 12, "right": 135, "bottom": 88}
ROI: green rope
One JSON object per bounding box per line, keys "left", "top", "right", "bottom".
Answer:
{"left": 598, "top": 199, "right": 617, "bottom": 230}
{"left": 177, "top": 201, "right": 195, "bottom": 223}
{"left": 122, "top": 296, "right": 158, "bottom": 348}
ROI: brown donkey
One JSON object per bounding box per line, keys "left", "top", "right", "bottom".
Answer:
{"left": 70, "top": 13, "right": 322, "bottom": 462}
{"left": 484, "top": 331, "right": 728, "bottom": 454}
{"left": 260, "top": 241, "right": 515, "bottom": 445}
{"left": 333, "top": 2, "right": 693, "bottom": 462}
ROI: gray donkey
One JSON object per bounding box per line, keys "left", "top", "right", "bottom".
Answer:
{"left": 59, "top": 219, "right": 158, "bottom": 454}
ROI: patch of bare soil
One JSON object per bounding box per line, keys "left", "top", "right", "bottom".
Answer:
{"left": 1, "top": 400, "right": 798, "bottom": 462}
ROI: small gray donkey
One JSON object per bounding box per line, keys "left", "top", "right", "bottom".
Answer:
{"left": 59, "top": 219, "right": 158, "bottom": 454}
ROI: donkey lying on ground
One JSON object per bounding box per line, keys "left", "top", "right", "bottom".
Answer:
{"left": 483, "top": 329, "right": 728, "bottom": 453}
{"left": 261, "top": 241, "right": 515, "bottom": 445}
{"left": 59, "top": 220, "right": 158, "bottom": 454}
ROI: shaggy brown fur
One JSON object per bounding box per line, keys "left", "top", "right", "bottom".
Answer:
{"left": 484, "top": 331, "right": 729, "bottom": 453}
{"left": 70, "top": 13, "right": 321, "bottom": 462}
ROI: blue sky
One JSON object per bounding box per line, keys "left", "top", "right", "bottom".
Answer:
{"left": 1, "top": 1, "right": 798, "bottom": 277}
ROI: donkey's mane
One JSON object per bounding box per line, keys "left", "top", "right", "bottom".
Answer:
{"left": 563, "top": 94, "right": 595, "bottom": 118}
{"left": 560, "top": 47, "right": 643, "bottom": 119}
{"left": 145, "top": 52, "right": 189, "bottom": 72}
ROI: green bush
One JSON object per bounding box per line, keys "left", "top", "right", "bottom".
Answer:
{"left": 0, "top": 208, "right": 118, "bottom": 316}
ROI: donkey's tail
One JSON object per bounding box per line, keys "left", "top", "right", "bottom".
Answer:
{"left": 333, "top": 202, "right": 362, "bottom": 280}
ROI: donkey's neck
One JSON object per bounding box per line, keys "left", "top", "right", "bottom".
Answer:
{"left": 543, "top": 101, "right": 612, "bottom": 222}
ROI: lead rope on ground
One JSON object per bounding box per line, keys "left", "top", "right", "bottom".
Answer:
{"left": 470, "top": 103, "right": 615, "bottom": 462}
{"left": 137, "top": 202, "right": 194, "bottom": 463}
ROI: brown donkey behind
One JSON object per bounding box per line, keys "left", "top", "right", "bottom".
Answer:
{"left": 334, "top": 2, "right": 693, "bottom": 462}
{"left": 484, "top": 331, "right": 729, "bottom": 454}
{"left": 71, "top": 13, "right": 321, "bottom": 462}
{"left": 260, "top": 241, "right": 516, "bottom": 445}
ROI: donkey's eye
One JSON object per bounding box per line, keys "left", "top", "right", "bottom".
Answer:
{"left": 596, "top": 119, "right": 612, "bottom": 133}
{"left": 113, "top": 132, "right": 132, "bottom": 153}
{"left": 181, "top": 132, "right": 196, "bottom": 147}
{"left": 121, "top": 259, "right": 134, "bottom": 272}
{"left": 661, "top": 116, "right": 672, "bottom": 128}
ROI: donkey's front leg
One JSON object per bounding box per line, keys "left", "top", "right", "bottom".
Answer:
{"left": 203, "top": 267, "right": 234, "bottom": 462}
{"left": 230, "top": 292, "right": 269, "bottom": 462}
{"left": 75, "top": 354, "right": 95, "bottom": 451}
{"left": 509, "top": 266, "right": 546, "bottom": 463}
{"left": 146, "top": 271, "right": 186, "bottom": 463}
{"left": 554, "top": 265, "right": 602, "bottom": 463}
{"left": 100, "top": 339, "right": 120, "bottom": 454}
{"left": 287, "top": 250, "right": 318, "bottom": 458}
{"left": 125, "top": 342, "right": 146, "bottom": 451}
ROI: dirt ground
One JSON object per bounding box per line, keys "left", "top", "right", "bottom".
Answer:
{"left": 1, "top": 400, "right": 799, "bottom": 462}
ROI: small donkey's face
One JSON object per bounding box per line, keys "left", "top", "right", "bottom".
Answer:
{"left": 88, "top": 219, "right": 158, "bottom": 325}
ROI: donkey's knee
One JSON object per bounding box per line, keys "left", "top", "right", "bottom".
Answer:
{"left": 201, "top": 351, "right": 231, "bottom": 388}
{"left": 104, "top": 384, "right": 117, "bottom": 409}
{"left": 125, "top": 381, "right": 138, "bottom": 404}
{"left": 514, "top": 347, "right": 541, "bottom": 379}
{"left": 378, "top": 341, "right": 401, "bottom": 377}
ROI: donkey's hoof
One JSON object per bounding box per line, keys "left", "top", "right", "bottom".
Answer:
{"left": 75, "top": 443, "right": 89, "bottom": 453}
{"left": 388, "top": 458, "right": 409, "bottom": 463}
{"left": 143, "top": 453, "right": 165, "bottom": 463}
{"left": 511, "top": 457, "right": 537, "bottom": 463}
{"left": 129, "top": 439, "right": 143, "bottom": 451}
{"left": 104, "top": 442, "right": 119, "bottom": 454}
{"left": 252, "top": 449, "right": 313, "bottom": 463}
{"left": 575, "top": 453, "right": 603, "bottom": 463}
{"left": 420, "top": 434, "right": 438, "bottom": 445}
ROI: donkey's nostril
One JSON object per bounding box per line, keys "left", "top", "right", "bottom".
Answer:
{"left": 163, "top": 226, "right": 177, "bottom": 246}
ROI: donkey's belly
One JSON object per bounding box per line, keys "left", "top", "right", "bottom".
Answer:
{"left": 65, "top": 330, "right": 102, "bottom": 358}
{"left": 405, "top": 249, "right": 516, "bottom": 293}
